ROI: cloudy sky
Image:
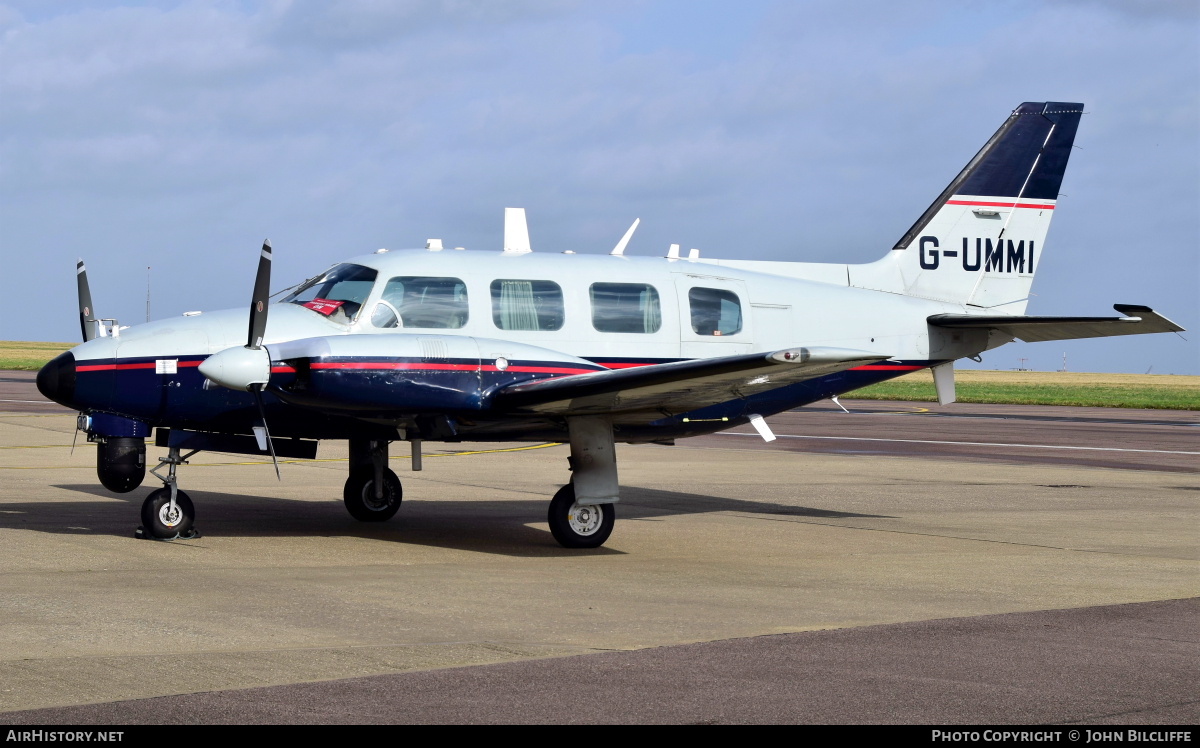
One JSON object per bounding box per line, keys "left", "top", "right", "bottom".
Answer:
{"left": 2, "top": 0, "right": 1196, "bottom": 374}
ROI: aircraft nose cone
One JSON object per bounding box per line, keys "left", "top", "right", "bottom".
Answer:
{"left": 37, "top": 351, "right": 76, "bottom": 407}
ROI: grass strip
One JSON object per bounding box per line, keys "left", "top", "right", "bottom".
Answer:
{"left": 0, "top": 341, "right": 73, "bottom": 371}
{"left": 848, "top": 370, "right": 1200, "bottom": 410}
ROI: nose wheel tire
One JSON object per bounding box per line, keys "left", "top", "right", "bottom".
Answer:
{"left": 140, "top": 488, "right": 195, "bottom": 539}
{"left": 547, "top": 483, "right": 615, "bottom": 549}
{"left": 344, "top": 468, "right": 403, "bottom": 522}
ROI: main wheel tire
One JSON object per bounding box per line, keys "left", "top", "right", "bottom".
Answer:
{"left": 140, "top": 487, "right": 195, "bottom": 538}
{"left": 343, "top": 468, "right": 403, "bottom": 522}
{"left": 547, "top": 483, "right": 615, "bottom": 549}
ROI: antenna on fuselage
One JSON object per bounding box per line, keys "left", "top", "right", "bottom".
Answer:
{"left": 610, "top": 218, "right": 640, "bottom": 256}
{"left": 666, "top": 244, "right": 680, "bottom": 259}
{"left": 503, "top": 208, "right": 531, "bottom": 253}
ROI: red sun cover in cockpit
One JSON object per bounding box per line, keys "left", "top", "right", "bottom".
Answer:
{"left": 302, "top": 298, "right": 345, "bottom": 316}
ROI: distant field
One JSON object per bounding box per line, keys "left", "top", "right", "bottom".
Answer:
{"left": 848, "top": 369, "right": 1200, "bottom": 410}
{"left": 3, "top": 341, "right": 1198, "bottom": 410}
{"left": 0, "top": 341, "right": 72, "bottom": 371}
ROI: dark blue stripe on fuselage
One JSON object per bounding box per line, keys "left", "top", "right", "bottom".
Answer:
{"left": 70, "top": 353, "right": 938, "bottom": 443}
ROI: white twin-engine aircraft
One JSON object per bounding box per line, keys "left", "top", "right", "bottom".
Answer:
{"left": 38, "top": 101, "right": 1183, "bottom": 548}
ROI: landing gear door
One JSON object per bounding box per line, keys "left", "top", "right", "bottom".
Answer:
{"left": 675, "top": 275, "right": 752, "bottom": 359}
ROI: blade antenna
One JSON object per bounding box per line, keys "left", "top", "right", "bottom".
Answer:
{"left": 610, "top": 218, "right": 640, "bottom": 256}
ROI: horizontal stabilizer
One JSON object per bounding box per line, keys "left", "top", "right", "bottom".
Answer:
{"left": 928, "top": 305, "right": 1184, "bottom": 343}
{"left": 492, "top": 347, "right": 889, "bottom": 417}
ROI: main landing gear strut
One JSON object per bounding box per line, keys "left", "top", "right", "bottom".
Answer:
{"left": 547, "top": 417, "right": 618, "bottom": 549}
{"left": 136, "top": 446, "right": 200, "bottom": 540}
{"left": 338, "top": 422, "right": 621, "bottom": 549}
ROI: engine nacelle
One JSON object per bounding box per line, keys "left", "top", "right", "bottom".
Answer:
{"left": 96, "top": 436, "right": 146, "bottom": 493}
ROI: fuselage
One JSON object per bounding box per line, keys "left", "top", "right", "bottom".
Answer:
{"left": 43, "top": 248, "right": 990, "bottom": 442}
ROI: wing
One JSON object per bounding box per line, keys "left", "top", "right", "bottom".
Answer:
{"left": 928, "top": 304, "right": 1184, "bottom": 343}
{"left": 491, "top": 347, "right": 889, "bottom": 417}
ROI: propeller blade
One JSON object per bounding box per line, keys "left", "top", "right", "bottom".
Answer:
{"left": 77, "top": 259, "right": 97, "bottom": 342}
{"left": 247, "top": 240, "right": 272, "bottom": 350}
{"left": 251, "top": 384, "right": 281, "bottom": 480}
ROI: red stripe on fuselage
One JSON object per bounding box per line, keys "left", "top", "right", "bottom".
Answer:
{"left": 77, "top": 358, "right": 924, "bottom": 376}
{"left": 77, "top": 360, "right": 202, "bottom": 372}
{"left": 307, "top": 362, "right": 599, "bottom": 375}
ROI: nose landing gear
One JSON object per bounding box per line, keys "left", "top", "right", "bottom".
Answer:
{"left": 136, "top": 446, "right": 200, "bottom": 540}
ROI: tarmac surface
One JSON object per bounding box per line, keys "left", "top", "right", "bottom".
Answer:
{"left": 1, "top": 370, "right": 1197, "bottom": 723}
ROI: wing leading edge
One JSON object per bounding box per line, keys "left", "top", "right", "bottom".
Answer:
{"left": 928, "top": 304, "right": 1184, "bottom": 343}
{"left": 491, "top": 347, "right": 889, "bottom": 418}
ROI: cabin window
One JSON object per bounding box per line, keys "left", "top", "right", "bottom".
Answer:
{"left": 688, "top": 287, "right": 742, "bottom": 336}
{"left": 590, "top": 283, "right": 661, "bottom": 334}
{"left": 373, "top": 276, "right": 469, "bottom": 329}
{"left": 490, "top": 280, "right": 565, "bottom": 331}
{"left": 284, "top": 263, "right": 378, "bottom": 323}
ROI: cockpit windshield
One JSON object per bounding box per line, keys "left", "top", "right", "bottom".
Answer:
{"left": 283, "top": 263, "right": 378, "bottom": 323}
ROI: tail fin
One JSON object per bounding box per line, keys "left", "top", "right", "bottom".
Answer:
{"left": 850, "top": 102, "right": 1084, "bottom": 312}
